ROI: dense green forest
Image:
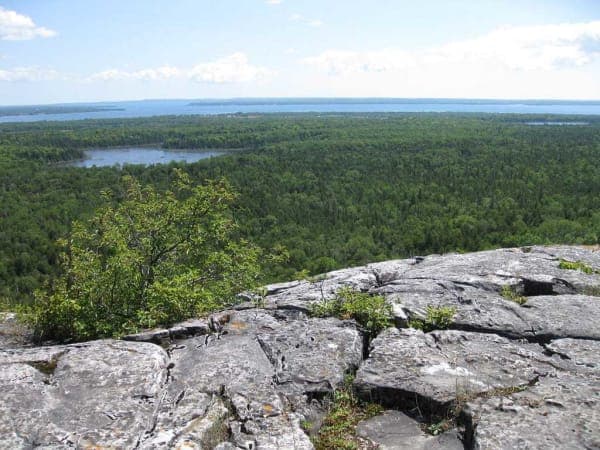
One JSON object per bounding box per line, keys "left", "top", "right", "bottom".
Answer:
{"left": 1, "top": 113, "right": 599, "bottom": 305}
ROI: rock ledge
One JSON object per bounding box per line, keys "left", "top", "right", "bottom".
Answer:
{"left": 1, "top": 246, "right": 599, "bottom": 449}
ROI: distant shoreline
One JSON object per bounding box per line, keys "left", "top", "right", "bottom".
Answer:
{"left": 0, "top": 105, "right": 124, "bottom": 117}
{"left": 188, "top": 98, "right": 600, "bottom": 107}
{"left": 1, "top": 99, "right": 600, "bottom": 123}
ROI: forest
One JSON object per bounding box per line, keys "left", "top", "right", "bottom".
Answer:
{"left": 1, "top": 113, "right": 599, "bottom": 306}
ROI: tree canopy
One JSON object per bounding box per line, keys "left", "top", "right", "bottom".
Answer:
{"left": 1, "top": 113, "right": 599, "bottom": 306}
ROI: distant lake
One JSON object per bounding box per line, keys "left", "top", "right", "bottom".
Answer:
{"left": 2, "top": 98, "right": 600, "bottom": 123}
{"left": 68, "top": 147, "right": 225, "bottom": 167}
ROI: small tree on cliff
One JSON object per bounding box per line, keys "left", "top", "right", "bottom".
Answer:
{"left": 29, "top": 170, "right": 261, "bottom": 342}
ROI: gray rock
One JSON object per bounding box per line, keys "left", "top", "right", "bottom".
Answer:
{"left": 170, "top": 318, "right": 211, "bottom": 338}
{"left": 256, "top": 316, "right": 363, "bottom": 394}
{"left": 234, "top": 414, "right": 313, "bottom": 450}
{"left": 356, "top": 410, "right": 432, "bottom": 449}
{"left": 373, "top": 248, "right": 600, "bottom": 341}
{"left": 519, "top": 295, "right": 600, "bottom": 341}
{"left": 376, "top": 279, "right": 536, "bottom": 339}
{"left": 262, "top": 266, "right": 380, "bottom": 312}
{"left": 356, "top": 410, "right": 464, "bottom": 450}
{"left": 0, "top": 312, "right": 31, "bottom": 349}
{"left": 140, "top": 309, "right": 357, "bottom": 448}
{"left": 214, "top": 442, "right": 241, "bottom": 450}
{"left": 2, "top": 246, "right": 600, "bottom": 448}
{"left": 468, "top": 373, "right": 600, "bottom": 450}
{"left": 142, "top": 332, "right": 281, "bottom": 449}
{"left": 122, "top": 327, "right": 171, "bottom": 343}
{"left": 531, "top": 245, "right": 600, "bottom": 269}
{"left": 393, "top": 248, "right": 599, "bottom": 295}
{"left": 382, "top": 281, "right": 600, "bottom": 341}
{"left": 0, "top": 340, "right": 168, "bottom": 449}
{"left": 546, "top": 338, "right": 600, "bottom": 371}
{"left": 354, "top": 328, "right": 562, "bottom": 409}
{"left": 262, "top": 246, "right": 600, "bottom": 341}
{"left": 424, "top": 430, "right": 464, "bottom": 450}
{"left": 122, "top": 318, "right": 210, "bottom": 344}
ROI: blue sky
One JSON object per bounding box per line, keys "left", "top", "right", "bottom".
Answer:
{"left": 1, "top": 0, "right": 599, "bottom": 104}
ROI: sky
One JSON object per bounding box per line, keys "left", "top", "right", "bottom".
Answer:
{"left": 0, "top": 0, "right": 600, "bottom": 105}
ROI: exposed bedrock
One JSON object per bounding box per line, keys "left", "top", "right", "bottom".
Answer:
{"left": 0, "top": 246, "right": 599, "bottom": 448}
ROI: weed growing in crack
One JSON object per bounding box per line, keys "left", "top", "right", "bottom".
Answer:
{"left": 425, "top": 419, "right": 453, "bottom": 436}
{"left": 201, "top": 416, "right": 230, "bottom": 449}
{"left": 558, "top": 259, "right": 599, "bottom": 275}
{"left": 408, "top": 305, "right": 457, "bottom": 332}
{"left": 300, "top": 419, "right": 314, "bottom": 432}
{"left": 500, "top": 285, "right": 527, "bottom": 306}
{"left": 249, "top": 286, "right": 268, "bottom": 308}
{"left": 309, "top": 287, "right": 393, "bottom": 338}
{"left": 312, "top": 374, "right": 383, "bottom": 450}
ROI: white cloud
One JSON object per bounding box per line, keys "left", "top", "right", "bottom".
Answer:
{"left": 290, "top": 13, "right": 323, "bottom": 28}
{"left": 189, "top": 52, "right": 273, "bottom": 83}
{"left": 88, "top": 66, "right": 181, "bottom": 82}
{"left": 304, "top": 21, "right": 600, "bottom": 75}
{"left": 0, "top": 7, "right": 56, "bottom": 41}
{"left": 88, "top": 53, "right": 273, "bottom": 84}
{"left": 265, "top": 0, "right": 282, "bottom": 5}
{"left": 0, "top": 67, "right": 60, "bottom": 81}
{"left": 303, "top": 49, "right": 416, "bottom": 75}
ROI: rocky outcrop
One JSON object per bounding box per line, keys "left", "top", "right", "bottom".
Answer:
{"left": 1, "top": 245, "right": 599, "bottom": 449}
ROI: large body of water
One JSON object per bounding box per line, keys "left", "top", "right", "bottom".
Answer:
{"left": 1, "top": 98, "right": 600, "bottom": 123}
{"left": 69, "top": 147, "right": 224, "bottom": 167}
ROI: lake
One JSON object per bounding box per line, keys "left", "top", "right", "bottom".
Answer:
{"left": 68, "top": 147, "right": 225, "bottom": 167}
{"left": 2, "top": 98, "right": 600, "bottom": 123}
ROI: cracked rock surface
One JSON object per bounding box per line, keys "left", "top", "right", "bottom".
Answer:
{"left": 1, "top": 246, "right": 599, "bottom": 449}
{"left": 0, "top": 340, "right": 168, "bottom": 448}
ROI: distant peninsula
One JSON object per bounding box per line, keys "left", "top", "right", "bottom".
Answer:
{"left": 0, "top": 104, "right": 125, "bottom": 117}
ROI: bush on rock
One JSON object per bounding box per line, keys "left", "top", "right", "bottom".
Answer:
{"left": 27, "top": 170, "right": 261, "bottom": 342}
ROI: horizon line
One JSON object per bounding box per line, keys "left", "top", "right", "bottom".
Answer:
{"left": 3, "top": 96, "right": 600, "bottom": 108}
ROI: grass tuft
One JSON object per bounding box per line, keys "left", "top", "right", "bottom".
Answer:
{"left": 408, "top": 305, "right": 457, "bottom": 332}
{"left": 312, "top": 375, "right": 383, "bottom": 450}
{"left": 558, "top": 259, "right": 598, "bottom": 274}
{"left": 500, "top": 285, "right": 527, "bottom": 306}
{"left": 310, "top": 287, "right": 393, "bottom": 337}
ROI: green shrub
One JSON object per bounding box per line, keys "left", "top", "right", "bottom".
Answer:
{"left": 409, "top": 305, "right": 457, "bottom": 332}
{"left": 500, "top": 285, "right": 527, "bottom": 306}
{"left": 310, "top": 287, "right": 393, "bottom": 337}
{"left": 25, "top": 171, "right": 262, "bottom": 342}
